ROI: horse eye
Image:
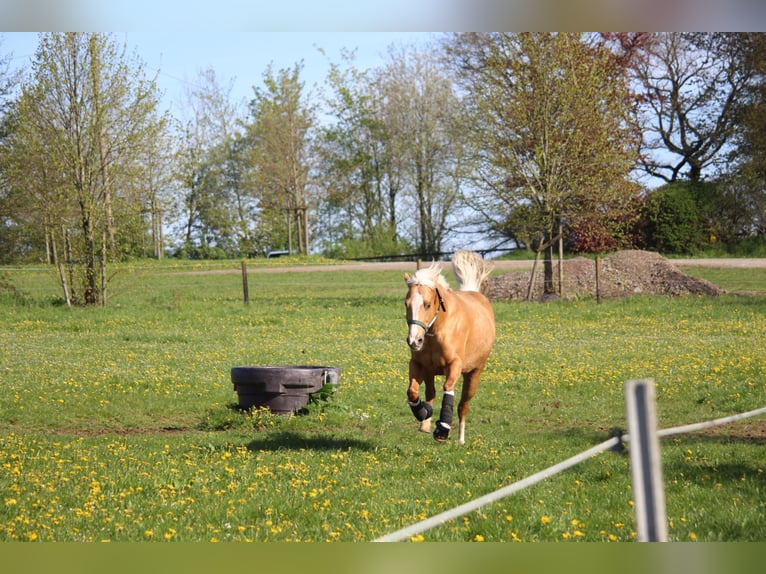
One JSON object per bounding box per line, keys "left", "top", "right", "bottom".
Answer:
{"left": 424, "top": 302, "right": 431, "bottom": 310}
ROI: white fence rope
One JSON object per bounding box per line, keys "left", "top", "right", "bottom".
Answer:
{"left": 373, "top": 404, "right": 766, "bottom": 543}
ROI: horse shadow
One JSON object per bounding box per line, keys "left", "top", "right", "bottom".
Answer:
{"left": 245, "top": 430, "right": 375, "bottom": 452}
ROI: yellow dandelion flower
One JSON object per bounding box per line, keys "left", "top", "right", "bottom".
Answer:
{"left": 689, "top": 532, "right": 697, "bottom": 541}
{"left": 144, "top": 530, "right": 154, "bottom": 539}
{"left": 410, "top": 534, "right": 425, "bottom": 542}
{"left": 164, "top": 528, "right": 177, "bottom": 541}
{"left": 473, "top": 534, "right": 485, "bottom": 542}
{"left": 541, "top": 516, "right": 550, "bottom": 525}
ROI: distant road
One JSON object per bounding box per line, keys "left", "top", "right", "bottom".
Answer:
{"left": 671, "top": 258, "right": 766, "bottom": 268}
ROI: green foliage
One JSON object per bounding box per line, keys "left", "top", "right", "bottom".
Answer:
{"left": 449, "top": 33, "right": 639, "bottom": 260}
{"left": 0, "top": 261, "right": 764, "bottom": 542}
{"left": 4, "top": 33, "right": 169, "bottom": 303}
{"left": 695, "top": 236, "right": 766, "bottom": 258}
{"left": 642, "top": 182, "right": 709, "bottom": 254}
{"left": 321, "top": 227, "right": 413, "bottom": 259}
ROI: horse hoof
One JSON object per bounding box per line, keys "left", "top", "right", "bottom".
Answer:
{"left": 419, "top": 418, "right": 432, "bottom": 433}
{"left": 433, "top": 422, "right": 450, "bottom": 442}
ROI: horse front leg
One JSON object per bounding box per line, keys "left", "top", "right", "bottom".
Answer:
{"left": 407, "top": 362, "right": 435, "bottom": 433}
{"left": 433, "top": 361, "right": 462, "bottom": 442}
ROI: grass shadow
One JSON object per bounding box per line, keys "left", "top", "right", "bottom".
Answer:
{"left": 245, "top": 430, "right": 376, "bottom": 452}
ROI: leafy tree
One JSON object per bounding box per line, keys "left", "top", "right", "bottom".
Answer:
{"left": 244, "top": 62, "right": 315, "bottom": 256}
{"left": 173, "top": 68, "right": 248, "bottom": 258}
{"left": 377, "top": 42, "right": 468, "bottom": 255}
{"left": 566, "top": 190, "right": 643, "bottom": 254}
{"left": 0, "top": 102, "right": 53, "bottom": 263}
{"left": 316, "top": 51, "right": 401, "bottom": 257}
{"left": 725, "top": 33, "right": 766, "bottom": 238}
{"left": 133, "top": 130, "right": 174, "bottom": 259}
{"left": 317, "top": 43, "right": 469, "bottom": 259}
{"left": 446, "top": 32, "right": 640, "bottom": 295}
{"left": 7, "top": 33, "right": 167, "bottom": 304}
{"left": 628, "top": 33, "right": 758, "bottom": 183}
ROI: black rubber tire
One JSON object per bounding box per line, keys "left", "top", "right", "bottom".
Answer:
{"left": 231, "top": 366, "right": 340, "bottom": 413}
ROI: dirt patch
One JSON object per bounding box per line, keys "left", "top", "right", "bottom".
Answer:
{"left": 41, "top": 425, "right": 193, "bottom": 437}
{"left": 487, "top": 250, "right": 723, "bottom": 302}
{"left": 692, "top": 418, "right": 766, "bottom": 445}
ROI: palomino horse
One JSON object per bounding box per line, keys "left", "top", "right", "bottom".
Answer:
{"left": 404, "top": 250, "right": 496, "bottom": 444}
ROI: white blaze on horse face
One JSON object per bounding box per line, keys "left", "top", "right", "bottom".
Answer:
{"left": 407, "top": 288, "right": 427, "bottom": 350}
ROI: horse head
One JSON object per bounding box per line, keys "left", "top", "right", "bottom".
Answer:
{"left": 404, "top": 268, "right": 447, "bottom": 352}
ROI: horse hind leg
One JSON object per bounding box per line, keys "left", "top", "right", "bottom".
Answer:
{"left": 456, "top": 370, "right": 481, "bottom": 445}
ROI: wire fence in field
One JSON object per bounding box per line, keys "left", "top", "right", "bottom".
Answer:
{"left": 373, "top": 402, "right": 766, "bottom": 543}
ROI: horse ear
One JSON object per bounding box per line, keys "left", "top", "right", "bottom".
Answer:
{"left": 404, "top": 273, "right": 411, "bottom": 283}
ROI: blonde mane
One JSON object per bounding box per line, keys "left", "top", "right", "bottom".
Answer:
{"left": 406, "top": 262, "right": 451, "bottom": 291}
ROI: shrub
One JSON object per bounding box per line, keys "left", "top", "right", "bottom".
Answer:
{"left": 641, "top": 182, "right": 709, "bottom": 254}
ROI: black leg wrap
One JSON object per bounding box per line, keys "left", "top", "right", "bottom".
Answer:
{"left": 409, "top": 399, "right": 433, "bottom": 422}
{"left": 433, "top": 422, "right": 450, "bottom": 442}
{"left": 433, "top": 394, "right": 454, "bottom": 442}
{"left": 438, "top": 393, "right": 454, "bottom": 426}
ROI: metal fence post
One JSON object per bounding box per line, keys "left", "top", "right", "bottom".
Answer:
{"left": 624, "top": 379, "right": 668, "bottom": 542}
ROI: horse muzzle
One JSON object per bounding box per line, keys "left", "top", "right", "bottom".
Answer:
{"left": 407, "top": 320, "right": 428, "bottom": 351}
{"left": 407, "top": 334, "right": 425, "bottom": 351}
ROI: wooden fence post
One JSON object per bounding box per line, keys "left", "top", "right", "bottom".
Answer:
{"left": 241, "top": 260, "right": 250, "bottom": 304}
{"left": 595, "top": 254, "right": 602, "bottom": 304}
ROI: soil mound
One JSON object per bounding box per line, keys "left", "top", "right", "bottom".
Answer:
{"left": 487, "top": 250, "right": 722, "bottom": 301}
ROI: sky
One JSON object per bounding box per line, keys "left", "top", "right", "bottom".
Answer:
{"left": 2, "top": 0, "right": 766, "bottom": 33}
{"left": 3, "top": 1, "right": 765, "bottom": 115}
{"left": 2, "top": 32, "right": 438, "bottom": 117}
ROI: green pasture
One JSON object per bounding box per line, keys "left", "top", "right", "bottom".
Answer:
{"left": 0, "top": 260, "right": 764, "bottom": 542}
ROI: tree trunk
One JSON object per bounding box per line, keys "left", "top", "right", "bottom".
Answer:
{"left": 526, "top": 250, "right": 541, "bottom": 301}
{"left": 558, "top": 223, "right": 564, "bottom": 298}
{"left": 154, "top": 204, "right": 163, "bottom": 259}
{"left": 595, "top": 254, "right": 602, "bottom": 305}
{"left": 45, "top": 222, "right": 53, "bottom": 265}
{"left": 543, "top": 242, "right": 555, "bottom": 296}
{"left": 64, "top": 226, "right": 76, "bottom": 303}
{"left": 80, "top": 205, "right": 99, "bottom": 305}
{"left": 101, "top": 228, "right": 107, "bottom": 306}
{"left": 51, "top": 232, "right": 71, "bottom": 308}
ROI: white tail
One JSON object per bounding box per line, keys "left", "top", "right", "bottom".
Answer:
{"left": 451, "top": 250, "right": 492, "bottom": 292}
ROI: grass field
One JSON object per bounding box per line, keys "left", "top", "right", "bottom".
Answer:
{"left": 0, "top": 259, "right": 764, "bottom": 542}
